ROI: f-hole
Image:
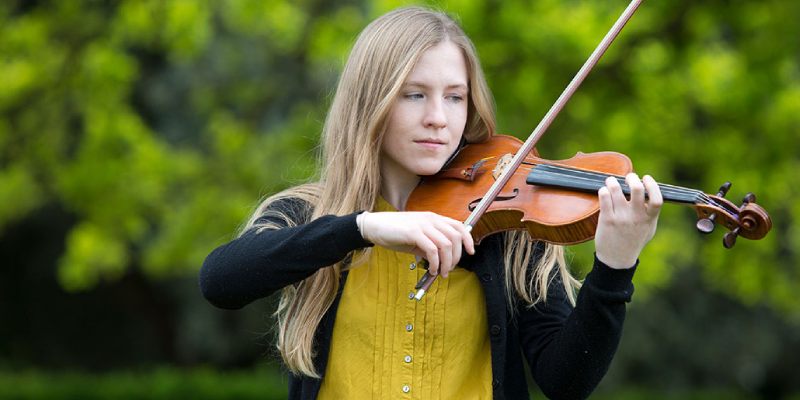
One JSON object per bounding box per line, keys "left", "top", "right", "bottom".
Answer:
{"left": 468, "top": 188, "right": 520, "bottom": 211}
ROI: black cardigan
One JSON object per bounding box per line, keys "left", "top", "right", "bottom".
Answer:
{"left": 199, "top": 199, "right": 637, "bottom": 399}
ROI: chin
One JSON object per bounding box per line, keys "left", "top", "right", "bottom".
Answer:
{"left": 414, "top": 163, "right": 447, "bottom": 177}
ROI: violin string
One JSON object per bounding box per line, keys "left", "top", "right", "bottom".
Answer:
{"left": 522, "top": 164, "right": 743, "bottom": 219}
{"left": 523, "top": 164, "right": 689, "bottom": 199}
{"left": 526, "top": 163, "right": 703, "bottom": 198}
{"left": 518, "top": 161, "right": 701, "bottom": 198}
{"left": 550, "top": 167, "right": 707, "bottom": 204}
{"left": 553, "top": 165, "right": 741, "bottom": 216}
{"left": 445, "top": 158, "right": 738, "bottom": 215}
{"left": 526, "top": 164, "right": 709, "bottom": 204}
{"left": 443, "top": 153, "right": 703, "bottom": 201}
{"left": 533, "top": 164, "right": 708, "bottom": 202}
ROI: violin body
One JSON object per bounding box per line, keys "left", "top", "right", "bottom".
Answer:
{"left": 408, "top": 135, "right": 632, "bottom": 244}
{"left": 407, "top": 134, "right": 771, "bottom": 247}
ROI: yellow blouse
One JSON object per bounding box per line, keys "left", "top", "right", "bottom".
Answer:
{"left": 318, "top": 198, "right": 493, "bottom": 399}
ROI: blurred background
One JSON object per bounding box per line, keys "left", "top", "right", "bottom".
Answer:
{"left": 1, "top": 0, "right": 798, "bottom": 399}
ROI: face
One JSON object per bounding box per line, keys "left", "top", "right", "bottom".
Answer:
{"left": 380, "top": 41, "right": 469, "bottom": 183}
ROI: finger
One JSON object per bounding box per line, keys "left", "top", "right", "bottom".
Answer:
{"left": 448, "top": 219, "right": 475, "bottom": 255}
{"left": 605, "top": 176, "right": 625, "bottom": 206}
{"left": 642, "top": 175, "right": 664, "bottom": 215}
{"left": 432, "top": 222, "right": 462, "bottom": 277}
{"left": 416, "top": 239, "right": 440, "bottom": 276}
{"left": 438, "top": 241, "right": 453, "bottom": 278}
{"left": 446, "top": 227, "right": 462, "bottom": 278}
{"left": 435, "top": 214, "right": 475, "bottom": 256}
{"left": 626, "top": 173, "right": 645, "bottom": 208}
{"left": 424, "top": 227, "right": 453, "bottom": 277}
{"left": 463, "top": 228, "right": 475, "bottom": 255}
{"left": 410, "top": 248, "right": 428, "bottom": 262}
{"left": 598, "top": 185, "right": 613, "bottom": 216}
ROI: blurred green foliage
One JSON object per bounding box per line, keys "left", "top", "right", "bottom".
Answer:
{"left": 0, "top": 0, "right": 797, "bottom": 313}
{"left": 0, "top": 369, "right": 782, "bottom": 400}
{"left": 0, "top": 367, "right": 288, "bottom": 400}
{"left": 2, "top": 1, "right": 800, "bottom": 398}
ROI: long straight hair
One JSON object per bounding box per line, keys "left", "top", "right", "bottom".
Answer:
{"left": 243, "top": 7, "right": 579, "bottom": 378}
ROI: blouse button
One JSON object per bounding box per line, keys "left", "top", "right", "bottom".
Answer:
{"left": 490, "top": 325, "right": 502, "bottom": 336}
{"left": 404, "top": 355, "right": 412, "bottom": 363}
{"left": 409, "top": 262, "right": 416, "bottom": 270}
{"left": 402, "top": 385, "right": 411, "bottom": 393}
{"left": 408, "top": 291, "right": 415, "bottom": 299}
{"left": 405, "top": 323, "right": 413, "bottom": 332}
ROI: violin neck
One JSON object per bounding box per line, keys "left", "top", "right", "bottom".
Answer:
{"left": 525, "top": 164, "right": 703, "bottom": 204}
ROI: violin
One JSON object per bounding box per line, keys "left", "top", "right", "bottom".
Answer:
{"left": 407, "top": 134, "right": 772, "bottom": 248}
{"left": 405, "top": 0, "right": 773, "bottom": 299}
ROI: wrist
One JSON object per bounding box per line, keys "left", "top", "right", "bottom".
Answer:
{"left": 595, "top": 251, "right": 637, "bottom": 270}
{"left": 356, "top": 211, "right": 369, "bottom": 241}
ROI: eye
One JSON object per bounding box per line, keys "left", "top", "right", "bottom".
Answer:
{"left": 403, "top": 93, "right": 424, "bottom": 100}
{"left": 446, "top": 94, "right": 465, "bottom": 103}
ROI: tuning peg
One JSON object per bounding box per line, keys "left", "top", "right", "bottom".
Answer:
{"left": 696, "top": 217, "right": 715, "bottom": 234}
{"left": 717, "top": 182, "right": 732, "bottom": 197}
{"left": 723, "top": 227, "right": 740, "bottom": 248}
{"left": 742, "top": 192, "right": 756, "bottom": 205}
{"left": 696, "top": 182, "right": 733, "bottom": 234}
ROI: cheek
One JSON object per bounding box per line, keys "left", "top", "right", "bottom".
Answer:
{"left": 450, "top": 108, "right": 468, "bottom": 140}
{"left": 383, "top": 112, "right": 402, "bottom": 145}
{"left": 451, "top": 102, "right": 468, "bottom": 125}
{"left": 386, "top": 102, "right": 414, "bottom": 130}
{"left": 381, "top": 123, "right": 410, "bottom": 161}
{"left": 383, "top": 125, "right": 407, "bottom": 152}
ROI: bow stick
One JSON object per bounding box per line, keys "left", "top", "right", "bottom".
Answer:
{"left": 414, "top": 0, "right": 645, "bottom": 300}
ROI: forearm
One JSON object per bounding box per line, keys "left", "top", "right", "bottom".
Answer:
{"left": 522, "top": 257, "right": 636, "bottom": 400}
{"left": 199, "top": 211, "right": 371, "bottom": 309}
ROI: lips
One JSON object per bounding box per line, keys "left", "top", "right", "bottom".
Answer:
{"left": 413, "top": 139, "right": 447, "bottom": 145}
{"left": 413, "top": 139, "right": 447, "bottom": 150}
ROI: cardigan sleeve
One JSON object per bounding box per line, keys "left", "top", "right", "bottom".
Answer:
{"left": 518, "top": 255, "right": 636, "bottom": 400}
{"left": 198, "top": 198, "right": 373, "bottom": 310}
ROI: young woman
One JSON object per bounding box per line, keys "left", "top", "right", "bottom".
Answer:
{"left": 200, "top": 6, "right": 662, "bottom": 400}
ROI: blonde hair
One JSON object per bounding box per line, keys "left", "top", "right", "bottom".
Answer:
{"left": 243, "top": 6, "right": 579, "bottom": 378}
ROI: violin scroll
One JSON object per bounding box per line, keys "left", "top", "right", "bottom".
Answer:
{"left": 722, "top": 192, "right": 771, "bottom": 248}
{"left": 693, "top": 182, "right": 772, "bottom": 248}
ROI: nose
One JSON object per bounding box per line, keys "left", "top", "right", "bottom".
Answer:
{"left": 423, "top": 98, "right": 447, "bottom": 129}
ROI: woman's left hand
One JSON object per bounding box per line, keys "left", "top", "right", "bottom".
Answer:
{"left": 594, "top": 173, "right": 663, "bottom": 269}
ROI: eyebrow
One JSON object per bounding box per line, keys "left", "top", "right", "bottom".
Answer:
{"left": 404, "top": 81, "right": 469, "bottom": 91}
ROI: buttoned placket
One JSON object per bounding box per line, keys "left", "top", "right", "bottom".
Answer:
{"left": 397, "top": 259, "right": 419, "bottom": 397}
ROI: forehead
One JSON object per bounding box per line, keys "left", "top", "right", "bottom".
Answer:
{"left": 405, "top": 41, "right": 468, "bottom": 86}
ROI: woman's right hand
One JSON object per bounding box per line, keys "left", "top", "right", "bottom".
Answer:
{"left": 356, "top": 211, "right": 475, "bottom": 278}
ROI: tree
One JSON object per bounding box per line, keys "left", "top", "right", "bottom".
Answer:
{"left": 0, "top": 0, "right": 797, "bottom": 347}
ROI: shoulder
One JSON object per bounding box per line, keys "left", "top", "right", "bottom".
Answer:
{"left": 252, "top": 184, "right": 321, "bottom": 228}
{"left": 254, "top": 196, "right": 314, "bottom": 227}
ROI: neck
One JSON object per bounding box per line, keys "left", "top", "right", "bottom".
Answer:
{"left": 380, "top": 164, "right": 421, "bottom": 211}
